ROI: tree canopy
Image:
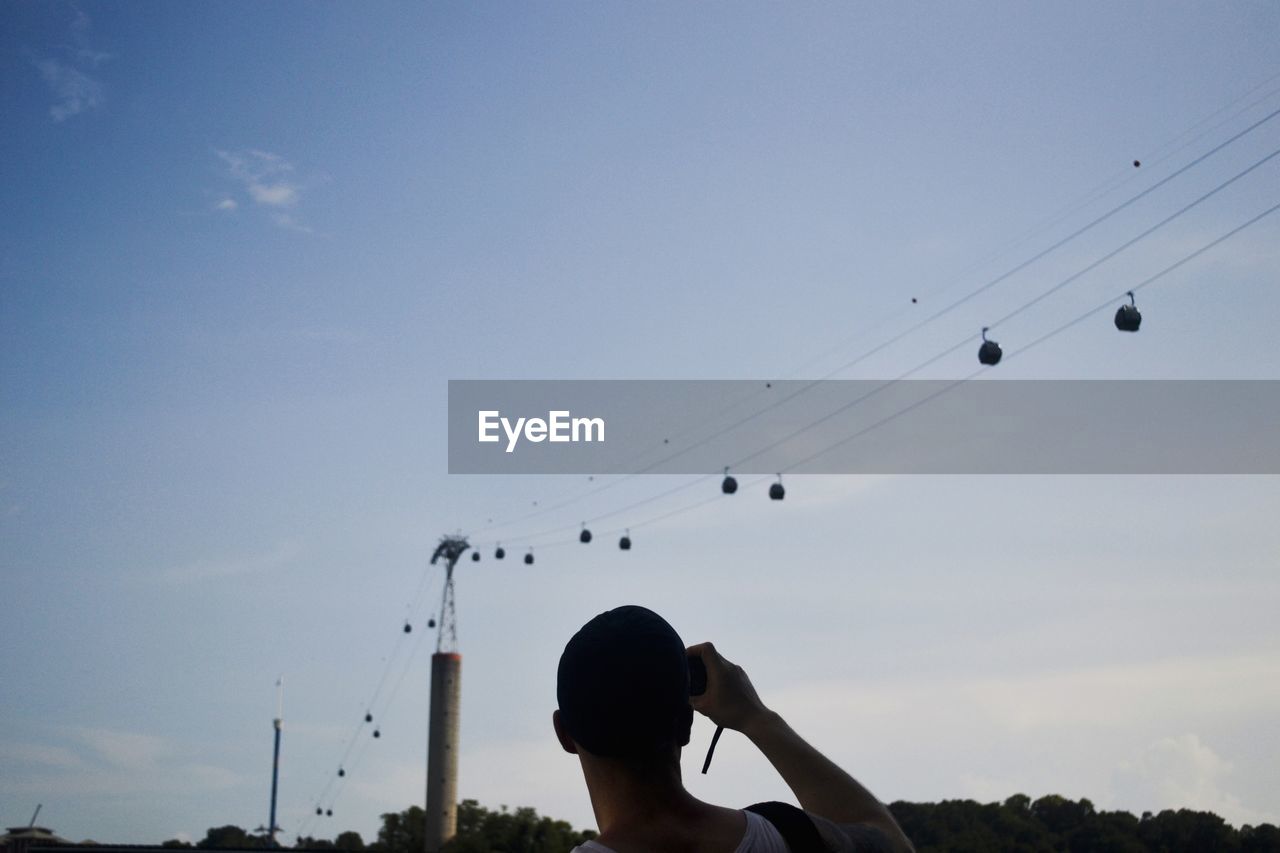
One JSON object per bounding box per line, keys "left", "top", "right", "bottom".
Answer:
{"left": 889, "top": 794, "right": 1280, "bottom": 852}
{"left": 174, "top": 794, "right": 1279, "bottom": 852}
{"left": 440, "top": 800, "right": 596, "bottom": 853}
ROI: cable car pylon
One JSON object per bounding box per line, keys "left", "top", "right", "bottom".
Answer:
{"left": 426, "top": 535, "right": 469, "bottom": 851}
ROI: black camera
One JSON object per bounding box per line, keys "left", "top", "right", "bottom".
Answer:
{"left": 688, "top": 654, "right": 708, "bottom": 696}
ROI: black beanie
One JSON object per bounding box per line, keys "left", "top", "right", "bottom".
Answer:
{"left": 557, "top": 605, "right": 693, "bottom": 758}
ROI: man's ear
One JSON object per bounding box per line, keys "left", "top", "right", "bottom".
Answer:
{"left": 552, "top": 709, "right": 578, "bottom": 755}
{"left": 677, "top": 704, "right": 694, "bottom": 747}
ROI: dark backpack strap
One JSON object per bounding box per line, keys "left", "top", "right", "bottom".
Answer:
{"left": 745, "top": 801, "right": 826, "bottom": 852}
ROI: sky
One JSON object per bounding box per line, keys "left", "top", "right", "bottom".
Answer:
{"left": 2, "top": 0, "right": 1280, "bottom": 845}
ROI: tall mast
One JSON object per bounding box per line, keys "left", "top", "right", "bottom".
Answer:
{"left": 269, "top": 676, "right": 283, "bottom": 847}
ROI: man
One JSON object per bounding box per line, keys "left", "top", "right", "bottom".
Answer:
{"left": 554, "top": 605, "right": 914, "bottom": 853}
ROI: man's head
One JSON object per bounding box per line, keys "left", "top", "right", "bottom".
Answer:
{"left": 555, "top": 605, "right": 694, "bottom": 760}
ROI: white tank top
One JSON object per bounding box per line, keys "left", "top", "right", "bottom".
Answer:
{"left": 571, "top": 809, "right": 789, "bottom": 853}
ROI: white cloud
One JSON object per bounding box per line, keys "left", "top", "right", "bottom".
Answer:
{"left": 68, "top": 8, "right": 111, "bottom": 65}
{"left": 753, "top": 652, "right": 1280, "bottom": 825}
{"left": 958, "top": 654, "right": 1280, "bottom": 732}
{"left": 215, "top": 149, "right": 314, "bottom": 231}
{"left": 1112, "top": 734, "right": 1269, "bottom": 827}
{"left": 250, "top": 183, "right": 298, "bottom": 207}
{"left": 216, "top": 149, "right": 294, "bottom": 189}
{"left": 0, "top": 740, "right": 83, "bottom": 769}
{"left": 74, "top": 48, "right": 113, "bottom": 66}
{"left": 271, "top": 212, "right": 313, "bottom": 234}
{"left": 36, "top": 57, "right": 103, "bottom": 122}
{"left": 0, "top": 728, "right": 244, "bottom": 801}
{"left": 772, "top": 653, "right": 1280, "bottom": 739}
{"left": 159, "top": 538, "right": 303, "bottom": 583}
{"left": 70, "top": 8, "right": 91, "bottom": 37}
{"left": 215, "top": 198, "right": 238, "bottom": 212}
{"left": 33, "top": 8, "right": 110, "bottom": 122}
{"left": 77, "top": 727, "right": 168, "bottom": 770}
{"left": 186, "top": 764, "right": 242, "bottom": 790}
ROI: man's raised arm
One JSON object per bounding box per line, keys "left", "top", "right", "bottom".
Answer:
{"left": 686, "top": 642, "right": 914, "bottom": 853}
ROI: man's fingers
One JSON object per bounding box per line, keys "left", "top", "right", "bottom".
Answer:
{"left": 687, "top": 642, "right": 724, "bottom": 715}
{"left": 686, "top": 641, "right": 717, "bottom": 659}
{"left": 687, "top": 641, "right": 732, "bottom": 672}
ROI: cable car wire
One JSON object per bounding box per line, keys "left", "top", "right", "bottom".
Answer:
{"left": 778, "top": 197, "right": 1280, "bottom": 475}
{"left": 980, "top": 145, "right": 1280, "bottom": 332}
{"left": 948, "top": 75, "right": 1280, "bottom": 287}
{"left": 473, "top": 142, "right": 1280, "bottom": 538}
{"left": 504, "top": 194, "right": 1274, "bottom": 545}
{"left": 296, "top": 560, "right": 444, "bottom": 836}
{"left": 729, "top": 156, "right": 1280, "bottom": 474}
{"left": 624, "top": 107, "right": 1280, "bottom": 477}
{"left": 459, "top": 99, "right": 1280, "bottom": 546}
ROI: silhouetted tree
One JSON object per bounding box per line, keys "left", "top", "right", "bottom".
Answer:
{"left": 442, "top": 800, "right": 594, "bottom": 853}
{"left": 197, "top": 826, "right": 269, "bottom": 849}
{"left": 366, "top": 801, "right": 592, "bottom": 853}
{"left": 360, "top": 795, "right": 1278, "bottom": 853}
{"left": 1243, "top": 824, "right": 1280, "bottom": 853}
{"left": 1137, "top": 808, "right": 1239, "bottom": 853}
{"left": 370, "top": 806, "right": 424, "bottom": 853}
{"left": 333, "top": 831, "right": 365, "bottom": 851}
{"left": 887, "top": 796, "right": 1280, "bottom": 853}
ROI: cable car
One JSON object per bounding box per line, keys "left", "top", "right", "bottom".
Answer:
{"left": 619, "top": 532, "right": 632, "bottom": 550}
{"left": 365, "top": 712, "right": 373, "bottom": 723}
{"left": 525, "top": 551, "right": 535, "bottom": 565}
{"left": 372, "top": 728, "right": 380, "bottom": 739}
{"left": 428, "top": 618, "right": 436, "bottom": 628}
{"left": 1115, "top": 291, "right": 1142, "bottom": 332}
{"left": 978, "top": 327, "right": 1002, "bottom": 366}
{"left": 721, "top": 468, "right": 738, "bottom": 494}
{"left": 315, "top": 807, "right": 322, "bottom": 816}
{"left": 769, "top": 476, "right": 785, "bottom": 501}
{"left": 495, "top": 545, "right": 505, "bottom": 559}
{"left": 326, "top": 810, "right": 332, "bottom": 817}
{"left": 338, "top": 767, "right": 345, "bottom": 777}
{"left": 403, "top": 622, "right": 411, "bottom": 634}
{"left": 580, "top": 527, "right": 592, "bottom": 543}
{"left": 471, "top": 551, "right": 480, "bottom": 562}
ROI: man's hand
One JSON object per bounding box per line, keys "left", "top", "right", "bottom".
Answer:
{"left": 685, "top": 641, "right": 915, "bottom": 852}
{"left": 685, "top": 641, "right": 774, "bottom": 734}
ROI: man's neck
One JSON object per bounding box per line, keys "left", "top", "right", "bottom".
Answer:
{"left": 576, "top": 754, "right": 748, "bottom": 853}
{"left": 581, "top": 755, "right": 697, "bottom": 836}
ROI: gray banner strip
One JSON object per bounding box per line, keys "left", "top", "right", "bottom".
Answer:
{"left": 448, "top": 380, "right": 1280, "bottom": 474}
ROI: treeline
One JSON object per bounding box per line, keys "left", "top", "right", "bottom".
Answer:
{"left": 172, "top": 794, "right": 1280, "bottom": 852}
{"left": 888, "top": 794, "right": 1280, "bottom": 852}
{"left": 165, "top": 800, "right": 594, "bottom": 853}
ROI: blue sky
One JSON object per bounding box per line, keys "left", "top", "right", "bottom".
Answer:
{"left": 3, "top": 1, "right": 1280, "bottom": 844}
